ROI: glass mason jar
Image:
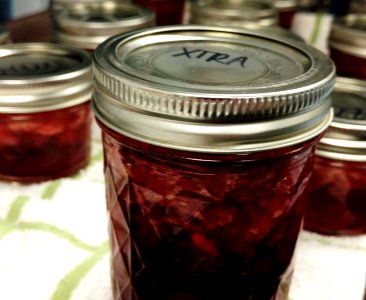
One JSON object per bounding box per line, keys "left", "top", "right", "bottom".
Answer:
{"left": 304, "top": 77, "right": 366, "bottom": 235}
{"left": 189, "top": 0, "right": 278, "bottom": 27}
{"left": 273, "top": 0, "right": 297, "bottom": 29}
{"left": 92, "top": 26, "right": 335, "bottom": 300}
{"left": 54, "top": 1, "right": 155, "bottom": 52}
{"left": 0, "top": 43, "right": 93, "bottom": 183}
{"left": 329, "top": 14, "right": 366, "bottom": 80}
{"left": 0, "top": 25, "right": 10, "bottom": 44}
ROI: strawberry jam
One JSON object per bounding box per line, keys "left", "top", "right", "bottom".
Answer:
{"left": 0, "top": 102, "right": 91, "bottom": 182}
{"left": 101, "top": 122, "right": 319, "bottom": 300}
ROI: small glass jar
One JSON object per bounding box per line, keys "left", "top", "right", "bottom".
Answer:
{"left": 132, "top": 0, "right": 186, "bottom": 25}
{"left": 54, "top": 1, "right": 155, "bottom": 52}
{"left": 274, "top": 0, "right": 297, "bottom": 29}
{"left": 92, "top": 26, "right": 335, "bottom": 300}
{"left": 0, "top": 43, "right": 93, "bottom": 183}
{"left": 304, "top": 77, "right": 366, "bottom": 235}
{"left": 0, "top": 25, "right": 11, "bottom": 44}
{"left": 189, "top": 0, "right": 278, "bottom": 27}
{"left": 329, "top": 14, "right": 366, "bottom": 80}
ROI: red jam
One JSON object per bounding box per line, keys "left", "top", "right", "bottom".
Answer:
{"left": 0, "top": 102, "right": 91, "bottom": 183}
{"left": 304, "top": 156, "right": 366, "bottom": 235}
{"left": 278, "top": 9, "right": 295, "bottom": 29}
{"left": 100, "top": 121, "right": 320, "bottom": 300}
{"left": 132, "top": 0, "right": 185, "bottom": 25}
{"left": 330, "top": 47, "right": 366, "bottom": 80}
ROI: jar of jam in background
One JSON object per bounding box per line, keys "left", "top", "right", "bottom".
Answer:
{"left": 132, "top": 0, "right": 186, "bottom": 25}
{"left": 273, "top": 0, "right": 298, "bottom": 29}
{"left": 329, "top": 14, "right": 366, "bottom": 80}
{"left": 189, "top": 0, "right": 278, "bottom": 27}
{"left": 54, "top": 1, "right": 155, "bottom": 52}
{"left": 0, "top": 43, "right": 93, "bottom": 183}
{"left": 304, "top": 77, "right": 366, "bottom": 235}
{"left": 0, "top": 25, "right": 11, "bottom": 44}
{"left": 93, "top": 26, "right": 335, "bottom": 300}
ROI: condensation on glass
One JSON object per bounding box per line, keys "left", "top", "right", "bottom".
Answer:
{"left": 92, "top": 26, "right": 335, "bottom": 300}
{"left": 0, "top": 43, "right": 93, "bottom": 183}
{"left": 53, "top": 1, "right": 155, "bottom": 52}
{"left": 304, "top": 77, "right": 366, "bottom": 235}
{"left": 329, "top": 14, "right": 366, "bottom": 80}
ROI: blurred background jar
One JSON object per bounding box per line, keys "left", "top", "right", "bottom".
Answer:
{"left": 189, "top": 0, "right": 278, "bottom": 27}
{"left": 304, "top": 77, "right": 366, "bottom": 235}
{"left": 0, "top": 0, "right": 53, "bottom": 42}
{"left": 0, "top": 25, "right": 11, "bottom": 44}
{"left": 54, "top": 1, "right": 155, "bottom": 52}
{"left": 132, "top": 0, "right": 186, "bottom": 25}
{"left": 0, "top": 43, "right": 93, "bottom": 183}
{"left": 273, "top": 0, "right": 298, "bottom": 29}
{"left": 329, "top": 14, "right": 366, "bottom": 79}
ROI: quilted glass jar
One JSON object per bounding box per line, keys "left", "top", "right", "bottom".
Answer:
{"left": 329, "top": 14, "right": 366, "bottom": 80}
{"left": 92, "top": 26, "right": 335, "bottom": 300}
{"left": 54, "top": 1, "right": 155, "bottom": 52}
{"left": 304, "top": 77, "right": 366, "bottom": 235}
{"left": 0, "top": 43, "right": 93, "bottom": 183}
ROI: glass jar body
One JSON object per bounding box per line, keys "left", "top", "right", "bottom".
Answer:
{"left": 99, "top": 121, "right": 320, "bottom": 300}
{"left": 0, "top": 102, "right": 91, "bottom": 183}
{"left": 278, "top": 9, "right": 296, "bottom": 29}
{"left": 304, "top": 156, "right": 366, "bottom": 235}
{"left": 132, "top": 0, "right": 185, "bottom": 25}
{"left": 329, "top": 47, "right": 366, "bottom": 80}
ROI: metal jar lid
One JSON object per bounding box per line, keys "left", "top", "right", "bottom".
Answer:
{"left": 329, "top": 14, "right": 366, "bottom": 58}
{"left": 0, "top": 43, "right": 92, "bottom": 113}
{"left": 273, "top": 0, "right": 298, "bottom": 10}
{"left": 92, "top": 25, "right": 335, "bottom": 153}
{"left": 317, "top": 77, "right": 366, "bottom": 161}
{"left": 55, "top": 1, "right": 155, "bottom": 50}
{"left": 189, "top": 0, "right": 278, "bottom": 27}
{"left": 51, "top": 0, "right": 110, "bottom": 14}
{"left": 0, "top": 26, "right": 10, "bottom": 45}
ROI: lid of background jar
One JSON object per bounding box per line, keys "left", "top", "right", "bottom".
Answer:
{"left": 0, "top": 26, "right": 10, "bottom": 45}
{"left": 273, "top": 0, "right": 298, "bottom": 10}
{"left": 55, "top": 1, "right": 155, "bottom": 50}
{"left": 329, "top": 14, "right": 366, "bottom": 58}
{"left": 317, "top": 77, "right": 366, "bottom": 161}
{"left": 0, "top": 43, "right": 92, "bottom": 113}
{"left": 51, "top": 0, "right": 110, "bottom": 13}
{"left": 189, "top": 0, "right": 278, "bottom": 27}
{"left": 92, "top": 25, "right": 335, "bottom": 153}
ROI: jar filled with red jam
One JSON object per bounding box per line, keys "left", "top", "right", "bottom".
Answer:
{"left": 329, "top": 14, "right": 366, "bottom": 80}
{"left": 132, "top": 0, "right": 186, "bottom": 25}
{"left": 92, "top": 26, "right": 335, "bottom": 300}
{"left": 274, "top": 0, "right": 297, "bottom": 29}
{"left": 304, "top": 77, "right": 366, "bottom": 235}
{"left": 0, "top": 43, "right": 93, "bottom": 183}
{"left": 54, "top": 1, "right": 155, "bottom": 52}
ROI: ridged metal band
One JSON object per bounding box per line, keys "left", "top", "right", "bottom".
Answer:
{"left": 93, "top": 61, "right": 335, "bottom": 121}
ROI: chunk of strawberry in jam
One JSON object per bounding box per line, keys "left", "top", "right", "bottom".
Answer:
{"left": 101, "top": 122, "right": 318, "bottom": 300}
